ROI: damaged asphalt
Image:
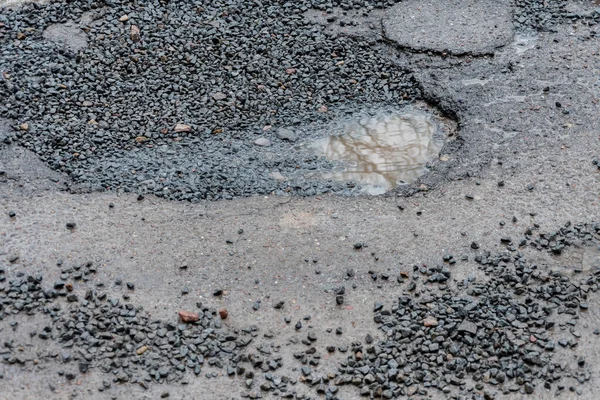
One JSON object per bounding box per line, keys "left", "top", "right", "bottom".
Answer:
{"left": 1, "top": 0, "right": 600, "bottom": 399}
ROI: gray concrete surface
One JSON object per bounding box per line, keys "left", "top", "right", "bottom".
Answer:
{"left": 1, "top": 1, "right": 600, "bottom": 400}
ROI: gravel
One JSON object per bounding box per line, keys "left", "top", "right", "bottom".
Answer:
{"left": 0, "top": 0, "right": 418, "bottom": 200}
{"left": 3, "top": 221, "right": 590, "bottom": 397}
{"left": 0, "top": 261, "right": 280, "bottom": 392}
{"left": 294, "top": 221, "right": 600, "bottom": 398}
{"left": 513, "top": 0, "right": 600, "bottom": 32}
{"left": 3, "top": 0, "right": 596, "bottom": 201}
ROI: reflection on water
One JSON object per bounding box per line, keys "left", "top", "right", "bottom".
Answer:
{"left": 311, "top": 113, "right": 442, "bottom": 194}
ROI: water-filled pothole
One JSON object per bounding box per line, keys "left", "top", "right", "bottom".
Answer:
{"left": 307, "top": 107, "right": 452, "bottom": 195}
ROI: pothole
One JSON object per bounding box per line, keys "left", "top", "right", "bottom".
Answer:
{"left": 305, "top": 106, "right": 453, "bottom": 195}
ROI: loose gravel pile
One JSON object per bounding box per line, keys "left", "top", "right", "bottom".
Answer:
{"left": 2, "top": 222, "right": 599, "bottom": 399}
{"left": 2, "top": 0, "right": 598, "bottom": 200}
{"left": 296, "top": 222, "right": 600, "bottom": 399}
{"left": 0, "top": 0, "right": 417, "bottom": 200}
{"left": 0, "top": 262, "right": 302, "bottom": 397}
{"left": 514, "top": 0, "right": 600, "bottom": 32}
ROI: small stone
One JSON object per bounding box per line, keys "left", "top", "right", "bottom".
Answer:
{"left": 119, "top": 15, "right": 129, "bottom": 22}
{"left": 8, "top": 211, "right": 16, "bottom": 218}
{"left": 406, "top": 385, "right": 418, "bottom": 396}
{"left": 423, "top": 316, "right": 438, "bottom": 327}
{"left": 174, "top": 123, "right": 192, "bottom": 133}
{"left": 470, "top": 241, "right": 480, "bottom": 249}
{"left": 254, "top": 138, "right": 271, "bottom": 147}
{"left": 273, "top": 301, "right": 284, "bottom": 309}
{"left": 295, "top": 321, "right": 302, "bottom": 330}
{"left": 130, "top": 25, "right": 141, "bottom": 42}
{"left": 136, "top": 346, "right": 148, "bottom": 355}
{"left": 126, "top": 282, "right": 135, "bottom": 290}
{"left": 178, "top": 310, "right": 200, "bottom": 323}
{"left": 212, "top": 92, "right": 227, "bottom": 101}
{"left": 213, "top": 289, "right": 223, "bottom": 296}
{"left": 276, "top": 128, "right": 298, "bottom": 142}
{"left": 457, "top": 320, "right": 477, "bottom": 335}
{"left": 66, "top": 222, "right": 76, "bottom": 229}
{"left": 160, "top": 391, "right": 170, "bottom": 398}
{"left": 524, "top": 383, "right": 534, "bottom": 394}
{"left": 268, "top": 171, "right": 286, "bottom": 181}
{"left": 219, "top": 308, "right": 228, "bottom": 319}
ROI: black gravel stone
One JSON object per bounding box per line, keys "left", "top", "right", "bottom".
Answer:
{"left": 307, "top": 221, "right": 600, "bottom": 399}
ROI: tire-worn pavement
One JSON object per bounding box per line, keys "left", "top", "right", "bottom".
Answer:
{"left": 1, "top": 1, "right": 600, "bottom": 399}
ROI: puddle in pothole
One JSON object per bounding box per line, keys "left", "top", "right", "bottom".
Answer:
{"left": 307, "top": 108, "right": 450, "bottom": 195}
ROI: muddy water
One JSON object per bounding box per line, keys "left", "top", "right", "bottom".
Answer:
{"left": 310, "top": 112, "right": 443, "bottom": 195}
